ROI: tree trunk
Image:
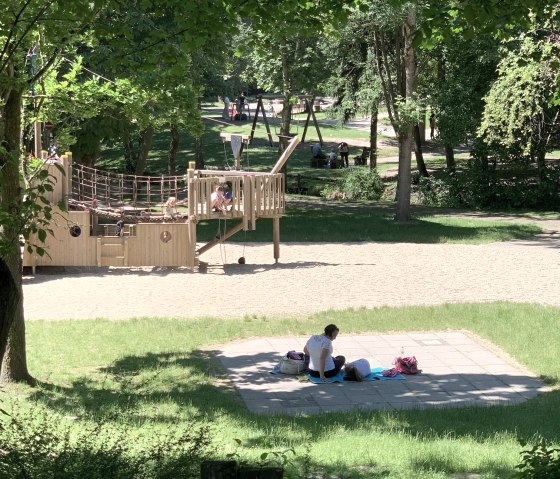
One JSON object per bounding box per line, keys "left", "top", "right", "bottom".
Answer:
{"left": 445, "top": 145, "right": 456, "bottom": 172}
{"left": 0, "top": 87, "right": 33, "bottom": 384}
{"left": 395, "top": 7, "right": 416, "bottom": 222}
{"left": 134, "top": 126, "right": 154, "bottom": 175}
{"left": 277, "top": 42, "right": 292, "bottom": 173}
{"left": 396, "top": 134, "right": 413, "bottom": 221}
{"left": 0, "top": 259, "right": 19, "bottom": 371}
{"left": 168, "top": 123, "right": 179, "bottom": 175}
{"left": 413, "top": 123, "right": 429, "bottom": 177}
{"left": 194, "top": 136, "right": 204, "bottom": 169}
{"left": 369, "top": 106, "right": 378, "bottom": 169}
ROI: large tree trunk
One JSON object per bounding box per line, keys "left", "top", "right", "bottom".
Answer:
{"left": 168, "top": 123, "right": 179, "bottom": 175}
{"left": 414, "top": 124, "right": 429, "bottom": 177}
{"left": 445, "top": 145, "right": 456, "bottom": 172}
{"left": 135, "top": 126, "right": 154, "bottom": 175}
{"left": 0, "top": 259, "right": 19, "bottom": 370}
{"left": 395, "top": 8, "right": 416, "bottom": 222}
{"left": 194, "top": 136, "right": 204, "bottom": 169}
{"left": 369, "top": 106, "right": 378, "bottom": 169}
{"left": 0, "top": 87, "right": 33, "bottom": 384}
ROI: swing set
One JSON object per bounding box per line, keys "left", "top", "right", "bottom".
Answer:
{"left": 249, "top": 94, "right": 324, "bottom": 147}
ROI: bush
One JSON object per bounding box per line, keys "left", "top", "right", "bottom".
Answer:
{"left": 415, "top": 174, "right": 461, "bottom": 208}
{"left": 414, "top": 157, "right": 560, "bottom": 210}
{"left": 0, "top": 406, "right": 212, "bottom": 479}
{"left": 321, "top": 167, "right": 384, "bottom": 201}
{"left": 516, "top": 438, "right": 560, "bottom": 478}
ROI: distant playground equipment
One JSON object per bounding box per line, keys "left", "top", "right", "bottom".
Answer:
{"left": 250, "top": 94, "right": 324, "bottom": 147}
{"left": 220, "top": 132, "right": 250, "bottom": 170}
{"left": 23, "top": 136, "right": 301, "bottom": 272}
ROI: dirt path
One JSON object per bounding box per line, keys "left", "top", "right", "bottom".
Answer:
{"left": 23, "top": 210, "right": 560, "bottom": 321}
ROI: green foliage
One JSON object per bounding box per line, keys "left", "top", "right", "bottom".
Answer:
{"left": 9, "top": 303, "right": 560, "bottom": 478}
{"left": 321, "top": 167, "right": 384, "bottom": 201}
{"left": 414, "top": 173, "right": 461, "bottom": 208}
{"left": 227, "top": 438, "right": 297, "bottom": 470}
{"left": 0, "top": 159, "right": 62, "bottom": 258}
{"left": 479, "top": 33, "right": 560, "bottom": 160}
{"left": 0, "top": 406, "right": 212, "bottom": 479}
{"left": 516, "top": 438, "right": 560, "bottom": 478}
{"left": 414, "top": 151, "right": 560, "bottom": 211}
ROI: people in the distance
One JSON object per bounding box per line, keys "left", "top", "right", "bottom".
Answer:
{"left": 223, "top": 96, "right": 231, "bottom": 120}
{"left": 211, "top": 185, "right": 231, "bottom": 213}
{"left": 338, "top": 141, "right": 349, "bottom": 167}
{"left": 115, "top": 219, "right": 125, "bottom": 237}
{"left": 344, "top": 358, "right": 371, "bottom": 382}
{"left": 164, "top": 196, "right": 178, "bottom": 219}
{"left": 304, "top": 324, "right": 346, "bottom": 382}
{"left": 311, "top": 142, "right": 326, "bottom": 160}
{"left": 239, "top": 92, "right": 246, "bottom": 112}
{"left": 326, "top": 148, "right": 337, "bottom": 169}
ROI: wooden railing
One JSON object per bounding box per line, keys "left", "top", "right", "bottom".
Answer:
{"left": 188, "top": 171, "right": 285, "bottom": 225}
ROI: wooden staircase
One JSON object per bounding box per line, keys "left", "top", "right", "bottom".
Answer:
{"left": 96, "top": 237, "right": 128, "bottom": 266}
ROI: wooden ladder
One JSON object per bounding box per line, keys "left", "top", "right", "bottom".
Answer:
{"left": 96, "top": 237, "right": 128, "bottom": 266}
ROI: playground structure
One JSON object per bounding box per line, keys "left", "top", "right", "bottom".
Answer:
{"left": 249, "top": 94, "right": 324, "bottom": 147}
{"left": 22, "top": 136, "right": 300, "bottom": 271}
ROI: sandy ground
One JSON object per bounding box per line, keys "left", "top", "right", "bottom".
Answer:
{"left": 23, "top": 213, "right": 560, "bottom": 321}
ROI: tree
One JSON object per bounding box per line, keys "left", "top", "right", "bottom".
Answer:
{"left": 320, "top": 9, "right": 384, "bottom": 168}
{"left": 236, "top": 3, "right": 350, "bottom": 159}
{"left": 0, "top": 0, "right": 357, "bottom": 383}
{"left": 479, "top": 30, "right": 560, "bottom": 179}
{"left": 364, "top": 2, "right": 418, "bottom": 221}
{"left": 422, "top": 36, "right": 500, "bottom": 172}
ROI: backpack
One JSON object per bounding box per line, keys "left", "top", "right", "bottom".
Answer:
{"left": 393, "top": 356, "right": 420, "bottom": 375}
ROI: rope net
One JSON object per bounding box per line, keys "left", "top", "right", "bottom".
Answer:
{"left": 71, "top": 164, "right": 189, "bottom": 220}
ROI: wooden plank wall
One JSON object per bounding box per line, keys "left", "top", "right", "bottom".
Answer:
{"left": 23, "top": 210, "right": 96, "bottom": 267}
{"left": 127, "top": 223, "right": 189, "bottom": 266}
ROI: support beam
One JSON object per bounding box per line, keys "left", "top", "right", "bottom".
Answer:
{"left": 196, "top": 222, "right": 245, "bottom": 256}
{"left": 273, "top": 217, "right": 280, "bottom": 263}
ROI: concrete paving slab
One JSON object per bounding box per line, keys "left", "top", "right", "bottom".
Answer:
{"left": 217, "top": 331, "right": 550, "bottom": 415}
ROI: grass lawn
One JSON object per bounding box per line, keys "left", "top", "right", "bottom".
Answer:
{"left": 196, "top": 202, "right": 542, "bottom": 244}
{"left": 3, "top": 302, "right": 560, "bottom": 478}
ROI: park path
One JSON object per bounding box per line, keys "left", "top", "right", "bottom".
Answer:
{"left": 23, "top": 211, "right": 560, "bottom": 321}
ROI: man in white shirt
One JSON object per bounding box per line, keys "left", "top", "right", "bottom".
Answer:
{"left": 304, "top": 324, "right": 346, "bottom": 382}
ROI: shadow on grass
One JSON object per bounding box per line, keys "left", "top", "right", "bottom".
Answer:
{"left": 197, "top": 207, "right": 542, "bottom": 244}
{"left": 26, "top": 347, "right": 559, "bottom": 478}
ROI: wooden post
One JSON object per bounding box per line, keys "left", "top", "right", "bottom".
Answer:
{"left": 65, "top": 151, "right": 73, "bottom": 210}
{"left": 187, "top": 161, "right": 196, "bottom": 269}
{"left": 34, "top": 122, "right": 42, "bottom": 158}
{"left": 273, "top": 216, "right": 280, "bottom": 263}
{"left": 96, "top": 237, "right": 102, "bottom": 266}
{"left": 124, "top": 237, "right": 129, "bottom": 266}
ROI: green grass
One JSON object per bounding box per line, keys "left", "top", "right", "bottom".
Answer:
{"left": 4, "top": 302, "right": 560, "bottom": 478}
{"left": 196, "top": 204, "right": 542, "bottom": 244}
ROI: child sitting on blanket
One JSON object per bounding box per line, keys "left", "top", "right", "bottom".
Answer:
{"left": 344, "top": 358, "right": 371, "bottom": 382}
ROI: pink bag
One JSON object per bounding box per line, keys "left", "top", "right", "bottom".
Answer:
{"left": 393, "top": 356, "right": 421, "bottom": 375}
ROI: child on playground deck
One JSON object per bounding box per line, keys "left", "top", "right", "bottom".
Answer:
{"left": 210, "top": 185, "right": 231, "bottom": 214}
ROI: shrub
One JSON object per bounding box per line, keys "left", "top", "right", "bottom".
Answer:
{"left": 516, "top": 438, "right": 560, "bottom": 478}
{"left": 0, "top": 406, "right": 212, "bottom": 479}
{"left": 321, "top": 167, "right": 384, "bottom": 201}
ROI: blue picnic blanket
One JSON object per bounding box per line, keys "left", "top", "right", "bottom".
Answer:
{"left": 305, "top": 367, "right": 405, "bottom": 383}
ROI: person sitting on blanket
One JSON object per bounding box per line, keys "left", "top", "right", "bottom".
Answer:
{"left": 344, "top": 358, "right": 371, "bottom": 382}
{"left": 304, "top": 324, "right": 346, "bottom": 382}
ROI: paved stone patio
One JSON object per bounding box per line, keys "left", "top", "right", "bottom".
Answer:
{"left": 217, "top": 331, "right": 548, "bottom": 415}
